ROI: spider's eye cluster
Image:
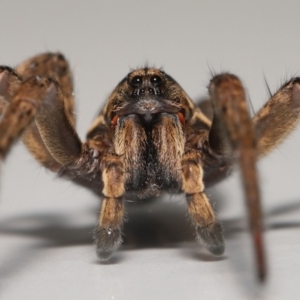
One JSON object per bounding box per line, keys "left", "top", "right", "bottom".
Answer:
{"left": 150, "top": 75, "right": 162, "bottom": 86}
{"left": 131, "top": 76, "right": 142, "bottom": 87}
{"left": 130, "top": 73, "right": 163, "bottom": 97}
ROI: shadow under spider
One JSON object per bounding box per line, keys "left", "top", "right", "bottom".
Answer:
{"left": 0, "top": 195, "right": 299, "bottom": 250}
{"left": 0, "top": 195, "right": 299, "bottom": 291}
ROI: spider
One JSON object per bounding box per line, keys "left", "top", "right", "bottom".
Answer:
{"left": 0, "top": 53, "right": 299, "bottom": 282}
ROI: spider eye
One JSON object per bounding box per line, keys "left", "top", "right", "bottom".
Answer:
{"left": 150, "top": 75, "right": 162, "bottom": 86}
{"left": 131, "top": 76, "right": 142, "bottom": 87}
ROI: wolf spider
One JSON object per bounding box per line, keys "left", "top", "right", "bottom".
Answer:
{"left": 0, "top": 53, "right": 299, "bottom": 281}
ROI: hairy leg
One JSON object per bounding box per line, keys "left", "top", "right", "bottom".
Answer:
{"left": 0, "top": 53, "right": 79, "bottom": 170}
{"left": 18, "top": 53, "right": 76, "bottom": 169}
{"left": 0, "top": 67, "right": 21, "bottom": 116}
{"left": 253, "top": 78, "right": 300, "bottom": 157}
{"left": 181, "top": 150, "right": 224, "bottom": 256}
{"left": 0, "top": 76, "right": 55, "bottom": 158}
{"left": 94, "top": 154, "right": 125, "bottom": 260}
{"left": 16, "top": 52, "right": 75, "bottom": 126}
{"left": 208, "top": 73, "right": 265, "bottom": 281}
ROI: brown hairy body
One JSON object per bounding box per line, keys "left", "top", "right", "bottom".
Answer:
{"left": 1, "top": 53, "right": 300, "bottom": 281}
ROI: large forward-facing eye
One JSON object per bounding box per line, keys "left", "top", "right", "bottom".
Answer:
{"left": 131, "top": 76, "right": 142, "bottom": 87}
{"left": 150, "top": 75, "right": 162, "bottom": 86}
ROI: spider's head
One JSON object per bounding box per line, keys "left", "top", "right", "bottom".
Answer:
{"left": 105, "top": 68, "right": 194, "bottom": 126}
{"left": 127, "top": 68, "right": 164, "bottom": 98}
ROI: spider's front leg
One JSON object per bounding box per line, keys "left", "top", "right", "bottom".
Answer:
{"left": 0, "top": 67, "right": 21, "bottom": 117}
{"left": 0, "top": 75, "right": 56, "bottom": 158}
{"left": 208, "top": 74, "right": 265, "bottom": 280}
{"left": 94, "top": 153, "right": 125, "bottom": 260}
{"left": 181, "top": 150, "right": 225, "bottom": 255}
{"left": 0, "top": 53, "right": 80, "bottom": 166}
{"left": 253, "top": 77, "right": 300, "bottom": 157}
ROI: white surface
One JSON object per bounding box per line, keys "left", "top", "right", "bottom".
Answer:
{"left": 0, "top": 1, "right": 300, "bottom": 299}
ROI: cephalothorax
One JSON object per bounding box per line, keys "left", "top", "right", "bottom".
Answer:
{"left": 1, "top": 53, "right": 300, "bottom": 281}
